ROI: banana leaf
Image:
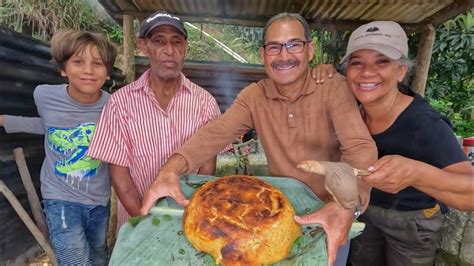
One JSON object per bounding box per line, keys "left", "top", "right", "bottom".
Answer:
{"left": 109, "top": 175, "right": 365, "bottom": 265}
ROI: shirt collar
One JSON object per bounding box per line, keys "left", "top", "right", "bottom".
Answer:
{"left": 131, "top": 69, "right": 191, "bottom": 94}
{"left": 260, "top": 70, "right": 317, "bottom": 100}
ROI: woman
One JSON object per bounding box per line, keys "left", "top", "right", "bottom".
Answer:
{"left": 339, "top": 21, "right": 473, "bottom": 266}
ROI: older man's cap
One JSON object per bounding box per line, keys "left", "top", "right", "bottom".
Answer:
{"left": 341, "top": 21, "right": 408, "bottom": 63}
{"left": 139, "top": 11, "right": 188, "bottom": 39}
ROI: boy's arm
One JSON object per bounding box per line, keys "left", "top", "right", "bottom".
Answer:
{"left": 2, "top": 115, "right": 45, "bottom": 134}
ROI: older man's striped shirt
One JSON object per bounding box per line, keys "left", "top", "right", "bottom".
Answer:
{"left": 88, "top": 70, "right": 222, "bottom": 229}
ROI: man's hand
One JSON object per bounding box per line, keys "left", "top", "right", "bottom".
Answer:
{"left": 294, "top": 201, "right": 353, "bottom": 266}
{"left": 362, "top": 155, "right": 417, "bottom": 194}
{"left": 0, "top": 114, "right": 4, "bottom": 127}
{"left": 311, "top": 64, "right": 337, "bottom": 84}
{"left": 140, "top": 154, "right": 190, "bottom": 215}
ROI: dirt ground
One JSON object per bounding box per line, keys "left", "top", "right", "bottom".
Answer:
{"left": 27, "top": 252, "right": 51, "bottom": 266}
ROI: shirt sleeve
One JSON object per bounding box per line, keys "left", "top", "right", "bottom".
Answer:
{"left": 176, "top": 85, "right": 257, "bottom": 171}
{"left": 203, "top": 94, "right": 233, "bottom": 154}
{"left": 327, "top": 76, "right": 378, "bottom": 169}
{"left": 203, "top": 95, "right": 221, "bottom": 123}
{"left": 87, "top": 97, "right": 132, "bottom": 167}
{"left": 416, "top": 117, "right": 467, "bottom": 168}
{"left": 3, "top": 115, "right": 45, "bottom": 134}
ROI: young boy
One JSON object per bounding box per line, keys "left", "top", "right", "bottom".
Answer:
{"left": 0, "top": 29, "right": 116, "bottom": 265}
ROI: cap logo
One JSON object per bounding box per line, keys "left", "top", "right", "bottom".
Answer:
{"left": 146, "top": 13, "right": 181, "bottom": 23}
{"left": 366, "top": 27, "right": 379, "bottom": 32}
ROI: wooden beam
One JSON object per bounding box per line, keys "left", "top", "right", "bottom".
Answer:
{"left": 0, "top": 180, "right": 56, "bottom": 264}
{"left": 412, "top": 23, "right": 436, "bottom": 96}
{"left": 107, "top": 189, "right": 118, "bottom": 251}
{"left": 123, "top": 15, "right": 135, "bottom": 83}
{"left": 426, "top": 0, "right": 472, "bottom": 26}
{"left": 111, "top": 9, "right": 427, "bottom": 32}
{"left": 13, "top": 148, "right": 48, "bottom": 238}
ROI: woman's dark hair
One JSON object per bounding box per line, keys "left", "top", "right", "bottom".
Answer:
{"left": 398, "top": 56, "right": 416, "bottom": 96}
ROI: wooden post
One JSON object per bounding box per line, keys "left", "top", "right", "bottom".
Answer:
{"left": 0, "top": 180, "right": 56, "bottom": 264}
{"left": 13, "top": 147, "right": 48, "bottom": 237}
{"left": 412, "top": 24, "right": 436, "bottom": 96}
{"left": 107, "top": 189, "right": 118, "bottom": 253}
{"left": 123, "top": 15, "right": 135, "bottom": 83}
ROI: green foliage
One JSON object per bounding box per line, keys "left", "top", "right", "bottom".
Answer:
{"left": 98, "top": 18, "right": 123, "bottom": 44}
{"left": 185, "top": 23, "right": 346, "bottom": 66}
{"left": 430, "top": 98, "right": 474, "bottom": 137}
{"left": 423, "top": 10, "right": 473, "bottom": 136}
{"left": 0, "top": 0, "right": 123, "bottom": 43}
{"left": 1, "top": 1, "right": 471, "bottom": 136}
{"left": 185, "top": 23, "right": 261, "bottom": 64}
{"left": 223, "top": 25, "right": 262, "bottom": 63}
{"left": 186, "top": 25, "right": 237, "bottom": 62}
{"left": 309, "top": 29, "right": 348, "bottom": 67}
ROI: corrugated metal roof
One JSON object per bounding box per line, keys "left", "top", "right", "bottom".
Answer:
{"left": 99, "top": 0, "right": 472, "bottom": 30}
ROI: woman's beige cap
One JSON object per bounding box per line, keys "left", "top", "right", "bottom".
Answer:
{"left": 341, "top": 21, "right": 408, "bottom": 63}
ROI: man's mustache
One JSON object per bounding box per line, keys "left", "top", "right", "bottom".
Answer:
{"left": 271, "top": 59, "right": 300, "bottom": 69}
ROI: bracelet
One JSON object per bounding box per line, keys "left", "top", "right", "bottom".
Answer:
{"left": 353, "top": 196, "right": 362, "bottom": 220}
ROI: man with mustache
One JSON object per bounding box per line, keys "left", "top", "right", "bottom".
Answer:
{"left": 87, "top": 11, "right": 221, "bottom": 231}
{"left": 141, "top": 13, "right": 377, "bottom": 265}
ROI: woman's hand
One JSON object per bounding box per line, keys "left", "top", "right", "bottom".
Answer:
{"left": 362, "top": 155, "right": 417, "bottom": 193}
{"left": 311, "top": 64, "right": 337, "bottom": 84}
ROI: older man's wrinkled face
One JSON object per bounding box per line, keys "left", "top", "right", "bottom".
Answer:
{"left": 139, "top": 25, "right": 187, "bottom": 81}
{"left": 260, "top": 19, "right": 314, "bottom": 89}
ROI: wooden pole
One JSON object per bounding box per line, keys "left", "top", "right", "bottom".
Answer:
{"left": 123, "top": 15, "right": 135, "bottom": 83}
{"left": 107, "top": 188, "right": 118, "bottom": 253}
{"left": 13, "top": 147, "right": 48, "bottom": 237}
{"left": 412, "top": 23, "right": 436, "bottom": 96}
{"left": 0, "top": 180, "right": 56, "bottom": 264}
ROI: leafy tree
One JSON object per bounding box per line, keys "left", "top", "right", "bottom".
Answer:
{"left": 310, "top": 29, "right": 348, "bottom": 67}
{"left": 0, "top": 0, "right": 123, "bottom": 43}
{"left": 424, "top": 10, "right": 473, "bottom": 136}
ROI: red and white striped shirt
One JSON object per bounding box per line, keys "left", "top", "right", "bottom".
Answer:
{"left": 88, "top": 70, "right": 221, "bottom": 229}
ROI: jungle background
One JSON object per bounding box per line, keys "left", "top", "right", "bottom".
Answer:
{"left": 0, "top": 0, "right": 472, "bottom": 136}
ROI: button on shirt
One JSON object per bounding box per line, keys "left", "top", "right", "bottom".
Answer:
{"left": 88, "top": 70, "right": 222, "bottom": 229}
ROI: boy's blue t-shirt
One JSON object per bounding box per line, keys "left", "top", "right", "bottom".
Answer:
{"left": 5, "top": 84, "right": 110, "bottom": 206}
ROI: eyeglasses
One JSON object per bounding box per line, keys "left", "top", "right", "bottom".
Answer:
{"left": 262, "top": 40, "right": 310, "bottom": 56}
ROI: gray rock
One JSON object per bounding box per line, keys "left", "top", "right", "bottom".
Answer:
{"left": 459, "top": 213, "right": 474, "bottom": 263}
{"left": 438, "top": 209, "right": 470, "bottom": 255}
{"left": 436, "top": 209, "right": 474, "bottom": 265}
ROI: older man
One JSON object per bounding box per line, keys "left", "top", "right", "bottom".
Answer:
{"left": 141, "top": 13, "right": 378, "bottom": 265}
{"left": 88, "top": 11, "right": 220, "bottom": 230}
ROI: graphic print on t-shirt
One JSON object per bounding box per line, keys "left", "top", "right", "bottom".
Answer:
{"left": 47, "top": 123, "right": 101, "bottom": 191}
